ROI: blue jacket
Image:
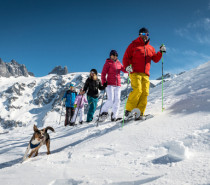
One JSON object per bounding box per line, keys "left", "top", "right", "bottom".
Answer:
{"left": 63, "top": 90, "right": 77, "bottom": 108}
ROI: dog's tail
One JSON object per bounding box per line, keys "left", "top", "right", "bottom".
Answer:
{"left": 45, "top": 126, "right": 55, "bottom": 133}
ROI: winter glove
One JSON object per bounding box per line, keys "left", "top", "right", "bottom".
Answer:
{"left": 126, "top": 65, "right": 133, "bottom": 73}
{"left": 160, "top": 44, "right": 166, "bottom": 53}
{"left": 74, "top": 104, "right": 77, "bottom": 108}
{"left": 103, "top": 81, "right": 107, "bottom": 88}
{"left": 62, "top": 98, "right": 66, "bottom": 103}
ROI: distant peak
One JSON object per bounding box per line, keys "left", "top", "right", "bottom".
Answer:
{"left": 48, "top": 66, "right": 68, "bottom": 75}
{"left": 11, "top": 59, "right": 18, "bottom": 64}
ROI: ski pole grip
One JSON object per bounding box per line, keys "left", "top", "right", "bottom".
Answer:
{"left": 161, "top": 43, "right": 166, "bottom": 54}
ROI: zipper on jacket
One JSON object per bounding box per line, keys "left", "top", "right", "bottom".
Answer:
{"left": 70, "top": 91, "right": 72, "bottom": 107}
{"left": 144, "top": 46, "right": 147, "bottom": 73}
{"left": 79, "top": 95, "right": 82, "bottom": 109}
{"left": 115, "top": 61, "right": 118, "bottom": 86}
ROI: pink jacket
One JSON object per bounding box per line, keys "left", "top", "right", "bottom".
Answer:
{"left": 74, "top": 94, "right": 88, "bottom": 109}
{"left": 101, "top": 58, "right": 127, "bottom": 87}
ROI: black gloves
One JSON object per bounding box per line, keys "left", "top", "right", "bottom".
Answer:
{"left": 103, "top": 81, "right": 107, "bottom": 88}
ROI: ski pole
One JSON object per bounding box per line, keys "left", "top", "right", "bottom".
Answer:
{"left": 161, "top": 44, "right": 165, "bottom": 112}
{"left": 122, "top": 64, "right": 132, "bottom": 127}
{"left": 96, "top": 89, "right": 106, "bottom": 127}
{"left": 59, "top": 101, "right": 64, "bottom": 125}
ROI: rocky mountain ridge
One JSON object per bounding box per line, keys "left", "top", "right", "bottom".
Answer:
{"left": 0, "top": 58, "right": 34, "bottom": 77}
{"left": 48, "top": 66, "right": 68, "bottom": 75}
{"left": 0, "top": 71, "right": 183, "bottom": 130}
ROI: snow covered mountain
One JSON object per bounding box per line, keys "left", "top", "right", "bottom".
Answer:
{"left": 0, "top": 72, "right": 148, "bottom": 130}
{"left": 0, "top": 62, "right": 210, "bottom": 185}
{"left": 150, "top": 72, "right": 185, "bottom": 88}
{"left": 0, "top": 72, "right": 91, "bottom": 129}
{"left": 0, "top": 58, "right": 34, "bottom": 77}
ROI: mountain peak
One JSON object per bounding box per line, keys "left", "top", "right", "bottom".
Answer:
{"left": 48, "top": 66, "right": 68, "bottom": 75}
{"left": 0, "top": 58, "right": 34, "bottom": 77}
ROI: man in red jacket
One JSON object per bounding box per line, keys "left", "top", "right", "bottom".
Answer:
{"left": 100, "top": 50, "right": 127, "bottom": 121}
{"left": 123, "top": 27, "right": 166, "bottom": 120}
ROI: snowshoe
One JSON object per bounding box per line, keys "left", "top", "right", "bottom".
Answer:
{"left": 115, "top": 117, "right": 122, "bottom": 121}
{"left": 135, "top": 114, "right": 154, "bottom": 121}
{"left": 70, "top": 122, "right": 75, "bottom": 126}
{"left": 120, "top": 108, "right": 141, "bottom": 125}
{"left": 125, "top": 110, "right": 132, "bottom": 118}
{"left": 99, "top": 112, "right": 109, "bottom": 122}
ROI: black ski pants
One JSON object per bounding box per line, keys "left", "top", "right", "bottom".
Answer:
{"left": 65, "top": 107, "right": 75, "bottom": 126}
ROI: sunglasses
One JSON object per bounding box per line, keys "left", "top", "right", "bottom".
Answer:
{"left": 140, "top": 33, "right": 149, "bottom": 36}
{"left": 90, "top": 71, "right": 96, "bottom": 74}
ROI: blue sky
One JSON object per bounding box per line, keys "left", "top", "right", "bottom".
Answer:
{"left": 0, "top": 0, "right": 210, "bottom": 79}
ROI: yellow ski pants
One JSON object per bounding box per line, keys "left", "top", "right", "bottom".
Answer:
{"left": 126, "top": 73, "right": 150, "bottom": 115}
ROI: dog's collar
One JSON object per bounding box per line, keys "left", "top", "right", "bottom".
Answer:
{"left": 30, "top": 140, "right": 41, "bottom": 149}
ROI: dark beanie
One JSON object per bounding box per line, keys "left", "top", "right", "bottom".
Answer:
{"left": 90, "top": 69, "right": 97, "bottom": 75}
{"left": 110, "top": 50, "right": 118, "bottom": 57}
{"left": 139, "top": 27, "right": 149, "bottom": 34}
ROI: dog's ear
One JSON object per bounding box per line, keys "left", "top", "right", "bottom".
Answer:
{"left": 33, "top": 125, "right": 39, "bottom": 132}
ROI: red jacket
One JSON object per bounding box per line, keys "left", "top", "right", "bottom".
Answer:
{"left": 101, "top": 59, "right": 127, "bottom": 87}
{"left": 123, "top": 37, "right": 162, "bottom": 76}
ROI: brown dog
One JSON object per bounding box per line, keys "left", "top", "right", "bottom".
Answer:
{"left": 23, "top": 125, "right": 55, "bottom": 161}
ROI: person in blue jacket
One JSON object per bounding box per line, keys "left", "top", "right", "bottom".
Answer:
{"left": 62, "top": 83, "right": 77, "bottom": 126}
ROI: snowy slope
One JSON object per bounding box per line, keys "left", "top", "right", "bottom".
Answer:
{"left": 0, "top": 72, "right": 132, "bottom": 131}
{"left": 0, "top": 62, "right": 210, "bottom": 185}
{"left": 0, "top": 73, "right": 92, "bottom": 130}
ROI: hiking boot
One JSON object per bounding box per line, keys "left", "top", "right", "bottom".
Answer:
{"left": 100, "top": 112, "right": 108, "bottom": 117}
{"left": 111, "top": 112, "right": 116, "bottom": 122}
{"left": 64, "top": 119, "right": 69, "bottom": 126}
{"left": 99, "top": 112, "right": 109, "bottom": 121}
{"left": 70, "top": 122, "right": 75, "bottom": 126}
{"left": 125, "top": 110, "right": 132, "bottom": 118}
{"left": 86, "top": 119, "right": 92, "bottom": 123}
{"left": 111, "top": 118, "right": 116, "bottom": 122}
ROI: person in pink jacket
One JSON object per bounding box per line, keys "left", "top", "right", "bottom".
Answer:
{"left": 71, "top": 89, "right": 88, "bottom": 124}
{"left": 100, "top": 50, "right": 127, "bottom": 121}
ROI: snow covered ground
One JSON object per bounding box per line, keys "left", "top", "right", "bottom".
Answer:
{"left": 0, "top": 62, "right": 210, "bottom": 185}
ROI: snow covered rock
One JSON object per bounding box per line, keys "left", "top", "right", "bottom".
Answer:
{"left": 0, "top": 58, "right": 34, "bottom": 77}
{"left": 48, "top": 66, "right": 68, "bottom": 75}
{"left": 156, "top": 73, "right": 177, "bottom": 81}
